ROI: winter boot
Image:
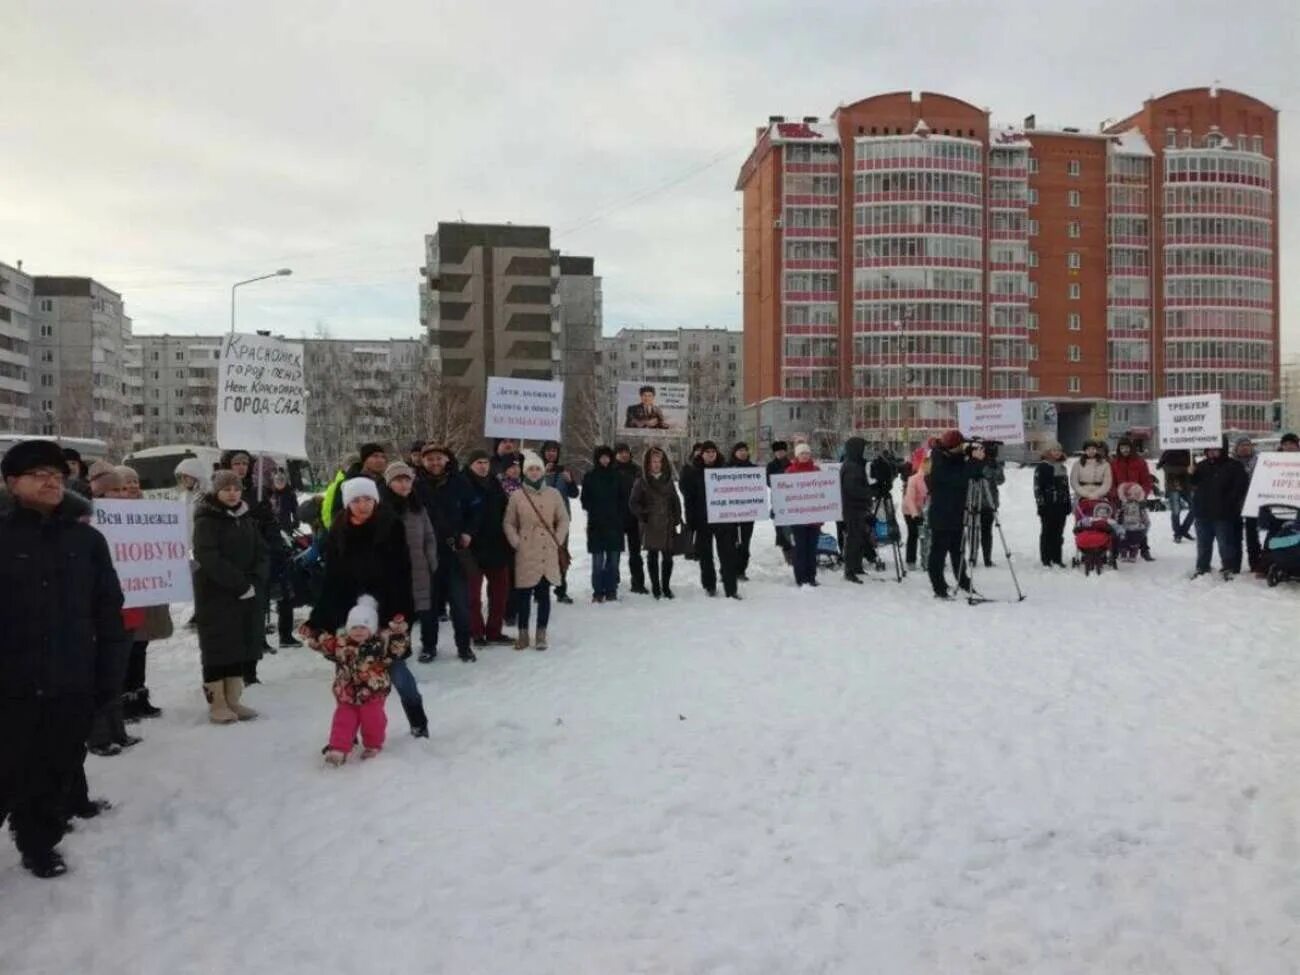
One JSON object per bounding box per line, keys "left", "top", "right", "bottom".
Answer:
{"left": 206, "top": 681, "right": 238, "bottom": 725}
{"left": 277, "top": 601, "right": 300, "bottom": 647}
{"left": 402, "top": 698, "right": 429, "bottom": 738}
{"left": 224, "top": 678, "right": 258, "bottom": 721}
{"left": 515, "top": 631, "right": 531, "bottom": 651}
{"left": 535, "top": 629, "right": 548, "bottom": 651}
{"left": 22, "top": 850, "right": 68, "bottom": 879}
{"left": 129, "top": 688, "right": 162, "bottom": 720}
{"left": 324, "top": 749, "right": 347, "bottom": 767}
{"left": 361, "top": 747, "right": 382, "bottom": 760}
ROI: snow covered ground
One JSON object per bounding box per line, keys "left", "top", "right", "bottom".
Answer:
{"left": 3, "top": 468, "right": 1298, "bottom": 974}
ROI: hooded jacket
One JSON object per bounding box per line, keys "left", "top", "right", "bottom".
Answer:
{"left": 628, "top": 449, "right": 683, "bottom": 552}
{"left": 580, "top": 447, "right": 626, "bottom": 553}
{"left": 839, "top": 437, "right": 874, "bottom": 518}
{"left": 1109, "top": 440, "right": 1153, "bottom": 498}
{"left": 541, "top": 441, "right": 580, "bottom": 512}
{"left": 679, "top": 448, "right": 727, "bottom": 530}
{"left": 1190, "top": 452, "right": 1249, "bottom": 521}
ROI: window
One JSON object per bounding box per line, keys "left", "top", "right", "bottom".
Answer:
{"left": 151, "top": 351, "right": 160, "bottom": 362}
{"left": 1068, "top": 190, "right": 1081, "bottom": 208}
{"left": 39, "top": 323, "right": 54, "bottom": 338}
{"left": 1068, "top": 160, "right": 1080, "bottom": 176}
{"left": 1029, "top": 282, "right": 1039, "bottom": 298}
{"left": 40, "top": 350, "right": 54, "bottom": 363}
{"left": 1068, "top": 221, "right": 1081, "bottom": 238}
{"left": 40, "top": 399, "right": 53, "bottom": 412}
{"left": 175, "top": 369, "right": 185, "bottom": 380}
{"left": 1068, "top": 313, "right": 1081, "bottom": 331}
{"left": 1069, "top": 283, "right": 1081, "bottom": 299}
{"left": 1028, "top": 344, "right": 1039, "bottom": 361}
{"left": 1252, "top": 135, "right": 1263, "bottom": 154}
{"left": 1026, "top": 376, "right": 1039, "bottom": 392}
{"left": 40, "top": 374, "right": 54, "bottom": 387}
{"left": 1068, "top": 376, "right": 1081, "bottom": 393}
{"left": 1166, "top": 128, "right": 1177, "bottom": 148}
{"left": 1028, "top": 188, "right": 1038, "bottom": 205}
{"left": 1028, "top": 157, "right": 1039, "bottom": 173}
{"left": 1028, "top": 312, "right": 1039, "bottom": 330}
{"left": 1028, "top": 251, "right": 1039, "bottom": 268}
{"left": 1067, "top": 252, "right": 1081, "bottom": 269}
{"left": 39, "top": 299, "right": 53, "bottom": 312}
{"left": 1028, "top": 219, "right": 1039, "bottom": 236}
{"left": 1068, "top": 344, "right": 1081, "bottom": 362}
{"left": 175, "top": 351, "right": 184, "bottom": 361}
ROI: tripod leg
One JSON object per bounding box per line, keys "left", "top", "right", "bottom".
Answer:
{"left": 991, "top": 512, "right": 1025, "bottom": 601}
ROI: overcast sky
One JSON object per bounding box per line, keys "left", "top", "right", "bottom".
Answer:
{"left": 6, "top": 0, "right": 1297, "bottom": 351}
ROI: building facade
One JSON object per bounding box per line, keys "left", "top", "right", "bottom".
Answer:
{"left": 0, "top": 262, "right": 34, "bottom": 433}
{"left": 737, "top": 87, "right": 1280, "bottom": 452}
{"left": 30, "top": 276, "right": 133, "bottom": 451}
{"left": 419, "top": 222, "right": 601, "bottom": 451}
{"left": 124, "top": 334, "right": 224, "bottom": 450}
{"left": 597, "top": 327, "right": 744, "bottom": 455}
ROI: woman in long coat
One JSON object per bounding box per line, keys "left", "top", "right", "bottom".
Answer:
{"left": 193, "top": 470, "right": 268, "bottom": 724}
{"left": 628, "top": 446, "right": 682, "bottom": 600}
{"left": 503, "top": 452, "right": 569, "bottom": 651}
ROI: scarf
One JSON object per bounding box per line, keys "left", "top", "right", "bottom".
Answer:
{"left": 523, "top": 476, "right": 545, "bottom": 491}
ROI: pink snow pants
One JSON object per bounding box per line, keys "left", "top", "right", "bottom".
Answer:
{"left": 328, "top": 697, "right": 387, "bottom": 753}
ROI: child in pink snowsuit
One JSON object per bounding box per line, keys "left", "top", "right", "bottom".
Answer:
{"left": 313, "top": 596, "right": 408, "bottom": 765}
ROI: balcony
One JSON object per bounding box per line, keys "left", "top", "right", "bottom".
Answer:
{"left": 783, "top": 226, "right": 838, "bottom": 239}
{"left": 853, "top": 256, "right": 982, "bottom": 271}
{"left": 784, "top": 290, "right": 839, "bottom": 303}
{"left": 853, "top": 287, "right": 981, "bottom": 303}
{"left": 853, "top": 190, "right": 982, "bottom": 207}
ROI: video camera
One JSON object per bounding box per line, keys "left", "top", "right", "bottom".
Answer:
{"left": 964, "top": 438, "right": 1002, "bottom": 462}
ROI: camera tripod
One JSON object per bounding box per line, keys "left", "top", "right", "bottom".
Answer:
{"left": 957, "top": 476, "right": 1025, "bottom": 604}
{"left": 869, "top": 489, "right": 907, "bottom": 583}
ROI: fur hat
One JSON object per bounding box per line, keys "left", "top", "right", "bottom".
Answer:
{"left": 1282, "top": 432, "right": 1299, "bottom": 447}
{"left": 613, "top": 442, "right": 632, "bottom": 456}
{"left": 420, "top": 443, "right": 451, "bottom": 459}
{"left": 174, "top": 457, "right": 210, "bottom": 489}
{"left": 1040, "top": 440, "right": 1064, "bottom": 459}
{"left": 731, "top": 441, "right": 750, "bottom": 455}
{"left": 345, "top": 595, "right": 379, "bottom": 635}
{"left": 212, "top": 469, "right": 243, "bottom": 493}
{"left": 938, "top": 429, "right": 964, "bottom": 451}
{"left": 384, "top": 461, "right": 414, "bottom": 485}
{"left": 794, "top": 442, "right": 813, "bottom": 458}
{"left": 771, "top": 441, "right": 789, "bottom": 453}
{"left": 465, "top": 449, "right": 491, "bottom": 466}
{"left": 358, "top": 442, "right": 386, "bottom": 465}
{"left": 341, "top": 477, "right": 380, "bottom": 507}
{"left": 593, "top": 445, "right": 614, "bottom": 464}
{"left": 1, "top": 439, "right": 70, "bottom": 480}
{"left": 521, "top": 450, "right": 545, "bottom": 474}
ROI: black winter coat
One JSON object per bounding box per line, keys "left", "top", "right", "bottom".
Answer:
{"left": 1190, "top": 456, "right": 1249, "bottom": 521}
{"left": 308, "top": 507, "right": 415, "bottom": 633}
{"left": 840, "top": 438, "right": 874, "bottom": 519}
{"left": 581, "top": 463, "right": 626, "bottom": 553}
{"left": 0, "top": 499, "right": 128, "bottom": 700}
{"left": 271, "top": 487, "right": 299, "bottom": 533}
{"left": 614, "top": 460, "right": 641, "bottom": 526}
{"left": 192, "top": 496, "right": 269, "bottom": 669}
{"left": 765, "top": 457, "right": 790, "bottom": 485}
{"left": 1034, "top": 462, "right": 1072, "bottom": 515}
{"left": 416, "top": 471, "right": 473, "bottom": 550}
{"left": 927, "top": 447, "right": 982, "bottom": 532}
{"left": 679, "top": 456, "right": 729, "bottom": 529}
{"left": 464, "top": 471, "right": 513, "bottom": 570}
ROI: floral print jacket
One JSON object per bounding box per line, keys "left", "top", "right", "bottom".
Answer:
{"left": 314, "top": 628, "right": 408, "bottom": 705}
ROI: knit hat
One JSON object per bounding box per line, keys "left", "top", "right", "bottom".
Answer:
{"left": 420, "top": 442, "right": 451, "bottom": 459}
{"left": 341, "top": 477, "right": 380, "bottom": 507}
{"left": 938, "top": 429, "right": 964, "bottom": 451}
{"left": 1282, "top": 432, "right": 1299, "bottom": 447}
{"left": 212, "top": 469, "right": 243, "bottom": 493}
{"left": 87, "top": 458, "right": 116, "bottom": 484}
{"left": 521, "top": 450, "right": 545, "bottom": 474}
{"left": 345, "top": 595, "right": 379, "bottom": 635}
{"left": 174, "top": 457, "right": 210, "bottom": 489}
{"left": 794, "top": 442, "right": 813, "bottom": 459}
{"left": 114, "top": 465, "right": 140, "bottom": 486}
{"left": 699, "top": 440, "right": 720, "bottom": 454}
{"left": 1040, "top": 440, "right": 1064, "bottom": 459}
{"left": 614, "top": 442, "right": 631, "bottom": 456}
{"left": 384, "top": 461, "right": 415, "bottom": 485}
{"left": 1, "top": 439, "right": 69, "bottom": 479}
{"left": 771, "top": 441, "right": 789, "bottom": 453}
{"left": 358, "top": 442, "right": 386, "bottom": 464}
{"left": 465, "top": 449, "right": 491, "bottom": 466}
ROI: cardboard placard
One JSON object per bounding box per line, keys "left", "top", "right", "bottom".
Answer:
{"left": 484, "top": 376, "right": 564, "bottom": 441}
{"left": 617, "top": 381, "right": 690, "bottom": 435}
{"left": 1242, "top": 453, "right": 1300, "bottom": 517}
{"left": 93, "top": 500, "right": 194, "bottom": 608}
{"left": 704, "top": 468, "right": 768, "bottom": 524}
{"left": 216, "top": 333, "right": 307, "bottom": 457}
{"left": 957, "top": 399, "right": 1025, "bottom": 443}
{"left": 1157, "top": 394, "right": 1223, "bottom": 451}
{"left": 770, "top": 470, "right": 843, "bottom": 526}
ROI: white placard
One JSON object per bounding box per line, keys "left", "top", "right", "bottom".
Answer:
{"left": 1157, "top": 394, "right": 1223, "bottom": 450}
{"left": 484, "top": 376, "right": 564, "bottom": 441}
{"left": 704, "top": 468, "right": 768, "bottom": 524}
{"left": 770, "top": 471, "right": 843, "bottom": 526}
{"left": 1242, "top": 454, "right": 1300, "bottom": 517}
{"left": 93, "top": 500, "right": 194, "bottom": 609}
{"left": 617, "top": 381, "right": 690, "bottom": 435}
{"left": 957, "top": 399, "right": 1025, "bottom": 443}
{"left": 216, "top": 333, "right": 307, "bottom": 457}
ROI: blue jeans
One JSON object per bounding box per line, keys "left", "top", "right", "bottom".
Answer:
{"left": 388, "top": 657, "right": 427, "bottom": 731}
{"left": 1195, "top": 517, "right": 1242, "bottom": 574}
{"left": 1167, "top": 491, "right": 1194, "bottom": 538}
{"left": 515, "top": 581, "right": 552, "bottom": 630}
{"left": 591, "top": 550, "right": 620, "bottom": 598}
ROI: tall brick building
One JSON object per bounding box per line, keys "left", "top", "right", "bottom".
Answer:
{"left": 736, "top": 87, "right": 1279, "bottom": 453}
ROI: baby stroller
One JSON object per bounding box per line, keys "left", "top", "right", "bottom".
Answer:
{"left": 1259, "top": 504, "right": 1300, "bottom": 587}
{"left": 1072, "top": 498, "right": 1119, "bottom": 576}
{"left": 816, "top": 531, "right": 843, "bottom": 569}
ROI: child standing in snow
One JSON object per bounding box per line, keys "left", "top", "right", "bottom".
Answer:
{"left": 312, "top": 596, "right": 408, "bottom": 766}
{"left": 1116, "top": 482, "right": 1150, "bottom": 562}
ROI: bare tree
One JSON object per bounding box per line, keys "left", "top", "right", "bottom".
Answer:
{"left": 562, "top": 380, "right": 602, "bottom": 474}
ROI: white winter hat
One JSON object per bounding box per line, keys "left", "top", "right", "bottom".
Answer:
{"left": 794, "top": 442, "right": 812, "bottom": 458}
{"left": 521, "top": 450, "right": 545, "bottom": 474}
{"left": 345, "top": 595, "right": 379, "bottom": 634}
{"left": 341, "top": 477, "right": 380, "bottom": 508}
{"left": 174, "top": 457, "right": 210, "bottom": 489}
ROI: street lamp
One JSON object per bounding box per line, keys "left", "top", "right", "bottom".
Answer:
{"left": 230, "top": 268, "right": 292, "bottom": 334}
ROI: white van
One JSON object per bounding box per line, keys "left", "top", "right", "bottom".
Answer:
{"left": 123, "top": 444, "right": 313, "bottom": 496}
{"left": 0, "top": 434, "right": 110, "bottom": 465}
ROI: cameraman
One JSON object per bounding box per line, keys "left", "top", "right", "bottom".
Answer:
{"left": 925, "top": 429, "right": 985, "bottom": 599}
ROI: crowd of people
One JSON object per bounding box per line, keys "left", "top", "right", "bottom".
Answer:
{"left": 2, "top": 426, "right": 1297, "bottom": 877}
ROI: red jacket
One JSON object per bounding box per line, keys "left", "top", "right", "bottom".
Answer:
{"left": 784, "top": 458, "right": 820, "bottom": 474}
{"left": 122, "top": 607, "right": 146, "bottom": 633}
{"left": 1109, "top": 453, "right": 1153, "bottom": 498}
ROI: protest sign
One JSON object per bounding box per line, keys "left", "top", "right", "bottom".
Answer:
{"left": 1242, "top": 453, "right": 1300, "bottom": 517}
{"left": 216, "top": 333, "right": 307, "bottom": 457}
{"left": 93, "top": 500, "right": 193, "bottom": 609}
{"left": 957, "top": 399, "right": 1025, "bottom": 443}
{"left": 770, "top": 471, "right": 843, "bottom": 526}
{"left": 617, "top": 381, "right": 690, "bottom": 435}
{"left": 1157, "top": 394, "right": 1222, "bottom": 451}
{"left": 704, "top": 468, "right": 768, "bottom": 524}
{"left": 484, "top": 376, "right": 564, "bottom": 441}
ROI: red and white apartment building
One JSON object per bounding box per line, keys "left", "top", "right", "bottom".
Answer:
{"left": 737, "top": 87, "right": 1280, "bottom": 453}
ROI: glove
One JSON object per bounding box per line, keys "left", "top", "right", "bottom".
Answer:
{"left": 297, "top": 623, "right": 320, "bottom": 649}
{"left": 388, "top": 616, "right": 408, "bottom": 636}
{"left": 239, "top": 586, "right": 256, "bottom": 600}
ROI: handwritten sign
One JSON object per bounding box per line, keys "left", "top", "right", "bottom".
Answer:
{"left": 93, "top": 500, "right": 194, "bottom": 608}
{"left": 704, "top": 468, "right": 768, "bottom": 524}
{"left": 617, "top": 381, "right": 690, "bottom": 435}
{"left": 216, "top": 333, "right": 306, "bottom": 457}
{"left": 957, "top": 399, "right": 1025, "bottom": 443}
{"left": 770, "top": 471, "right": 842, "bottom": 526}
{"left": 1242, "top": 454, "right": 1300, "bottom": 517}
{"left": 484, "top": 377, "right": 564, "bottom": 441}
{"left": 1157, "top": 394, "right": 1222, "bottom": 451}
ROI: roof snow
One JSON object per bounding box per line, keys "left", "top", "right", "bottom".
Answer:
{"left": 1109, "top": 128, "right": 1154, "bottom": 158}
{"left": 768, "top": 120, "right": 840, "bottom": 144}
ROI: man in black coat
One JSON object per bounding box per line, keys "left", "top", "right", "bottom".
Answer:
{"left": 679, "top": 441, "right": 741, "bottom": 598}
{"left": 926, "top": 430, "right": 985, "bottom": 598}
{"left": 0, "top": 440, "right": 129, "bottom": 878}
{"left": 839, "top": 437, "right": 876, "bottom": 582}
{"left": 613, "top": 443, "right": 647, "bottom": 594}
{"left": 414, "top": 444, "right": 476, "bottom": 661}
{"left": 581, "top": 446, "right": 626, "bottom": 601}
{"left": 728, "top": 442, "right": 758, "bottom": 579}
{"left": 765, "top": 441, "right": 792, "bottom": 555}
{"left": 1190, "top": 442, "right": 1250, "bottom": 577}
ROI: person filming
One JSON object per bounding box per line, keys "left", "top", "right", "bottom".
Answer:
{"left": 925, "top": 430, "right": 985, "bottom": 599}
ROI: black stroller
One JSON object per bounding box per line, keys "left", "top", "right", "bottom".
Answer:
{"left": 1259, "top": 505, "right": 1300, "bottom": 587}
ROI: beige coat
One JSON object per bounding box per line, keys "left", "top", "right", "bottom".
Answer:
{"left": 503, "top": 483, "right": 570, "bottom": 589}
